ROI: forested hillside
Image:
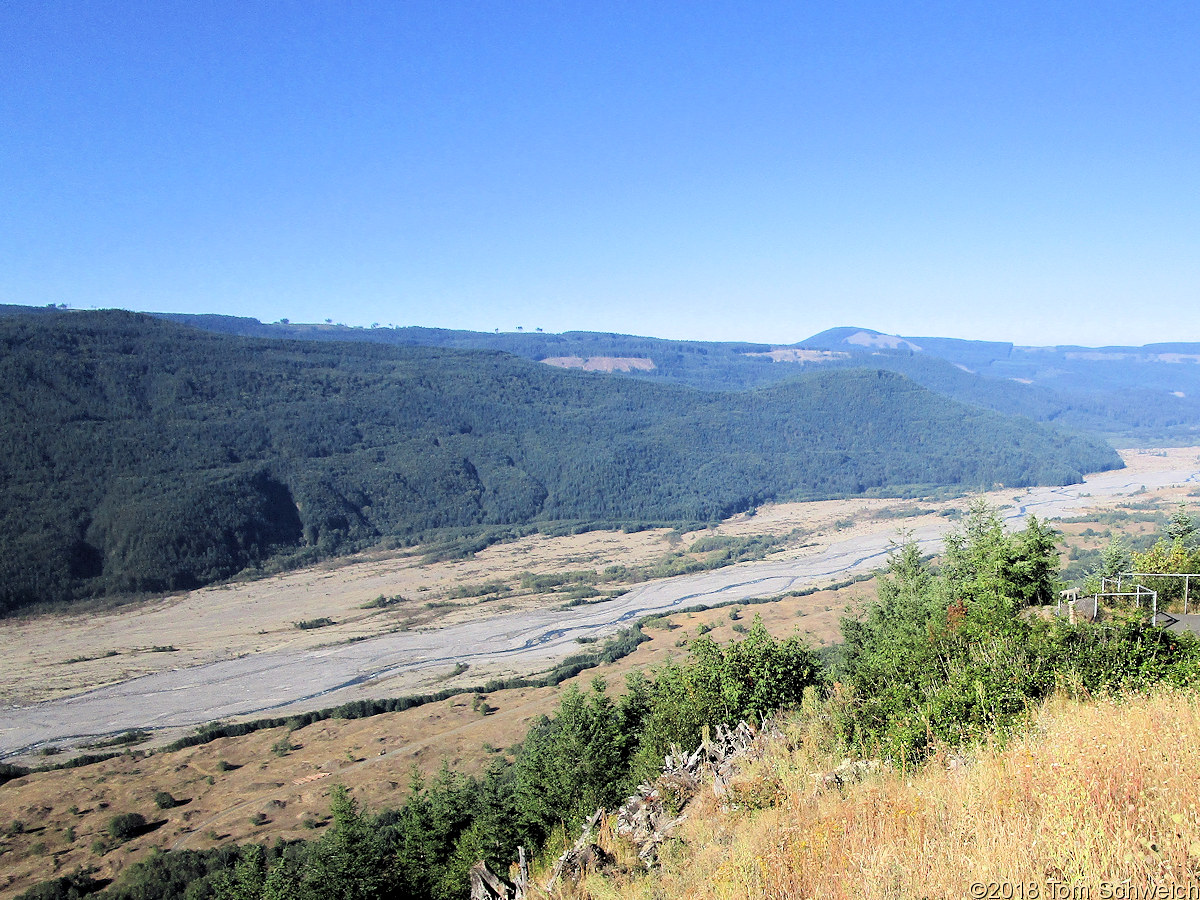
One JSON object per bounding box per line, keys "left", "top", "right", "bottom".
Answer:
{"left": 0, "top": 310, "right": 1120, "bottom": 612}
{"left": 151, "top": 313, "right": 787, "bottom": 390}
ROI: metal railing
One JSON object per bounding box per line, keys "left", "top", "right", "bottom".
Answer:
{"left": 1109, "top": 572, "right": 1195, "bottom": 615}
{"left": 1061, "top": 583, "right": 1160, "bottom": 624}
{"left": 1057, "top": 572, "right": 1197, "bottom": 627}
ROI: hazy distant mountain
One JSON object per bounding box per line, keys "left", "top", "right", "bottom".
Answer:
{"left": 802, "top": 326, "right": 1015, "bottom": 368}
{"left": 800, "top": 327, "right": 1200, "bottom": 441}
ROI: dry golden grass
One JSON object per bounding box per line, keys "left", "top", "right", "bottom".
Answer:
{"left": 581, "top": 689, "right": 1200, "bottom": 900}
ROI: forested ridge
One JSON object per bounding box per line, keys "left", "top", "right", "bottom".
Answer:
{"left": 0, "top": 310, "right": 1120, "bottom": 612}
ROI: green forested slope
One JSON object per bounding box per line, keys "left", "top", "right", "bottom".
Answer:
{"left": 0, "top": 311, "right": 1120, "bottom": 612}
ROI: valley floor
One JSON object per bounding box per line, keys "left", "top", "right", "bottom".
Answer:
{"left": 1, "top": 448, "right": 1198, "bottom": 761}
{"left": 0, "top": 582, "right": 858, "bottom": 899}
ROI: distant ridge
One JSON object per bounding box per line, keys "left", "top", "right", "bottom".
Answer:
{"left": 2, "top": 304, "right": 1196, "bottom": 439}
{"left": 801, "top": 326, "right": 1015, "bottom": 367}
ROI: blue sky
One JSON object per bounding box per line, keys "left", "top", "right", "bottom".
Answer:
{"left": 2, "top": 1, "right": 1197, "bottom": 346}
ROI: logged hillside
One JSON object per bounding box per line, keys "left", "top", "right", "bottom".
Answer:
{"left": 0, "top": 311, "right": 1120, "bottom": 612}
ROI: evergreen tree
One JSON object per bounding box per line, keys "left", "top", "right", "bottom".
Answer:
{"left": 1167, "top": 503, "right": 1197, "bottom": 546}
{"left": 300, "top": 786, "right": 391, "bottom": 900}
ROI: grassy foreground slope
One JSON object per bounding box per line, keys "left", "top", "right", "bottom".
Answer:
{"left": 0, "top": 310, "right": 1120, "bottom": 612}
{"left": 581, "top": 688, "right": 1200, "bottom": 900}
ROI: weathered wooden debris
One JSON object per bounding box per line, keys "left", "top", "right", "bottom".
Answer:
{"left": 515, "top": 846, "right": 528, "bottom": 900}
{"left": 471, "top": 717, "right": 801, "bottom": 896}
{"left": 544, "top": 808, "right": 614, "bottom": 891}
{"left": 468, "top": 845, "right": 529, "bottom": 900}
{"left": 615, "top": 718, "right": 782, "bottom": 868}
{"left": 469, "top": 860, "right": 511, "bottom": 900}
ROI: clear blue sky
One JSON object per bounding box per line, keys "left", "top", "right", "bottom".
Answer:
{"left": 2, "top": 1, "right": 1197, "bottom": 346}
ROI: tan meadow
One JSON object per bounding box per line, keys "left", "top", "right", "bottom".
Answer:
{"left": 577, "top": 689, "right": 1200, "bottom": 900}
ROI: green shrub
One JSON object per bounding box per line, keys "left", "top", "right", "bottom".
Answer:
{"left": 446, "top": 580, "right": 509, "bottom": 600}
{"left": 107, "top": 812, "right": 147, "bottom": 843}
{"left": 836, "top": 507, "right": 1200, "bottom": 763}
{"left": 15, "top": 868, "right": 106, "bottom": 899}
{"left": 0, "top": 762, "right": 29, "bottom": 786}
{"left": 153, "top": 791, "right": 177, "bottom": 810}
{"left": 272, "top": 739, "right": 299, "bottom": 757}
{"left": 362, "top": 594, "right": 405, "bottom": 609}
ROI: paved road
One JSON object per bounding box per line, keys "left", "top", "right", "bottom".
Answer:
{"left": 3, "top": 460, "right": 1196, "bottom": 759}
